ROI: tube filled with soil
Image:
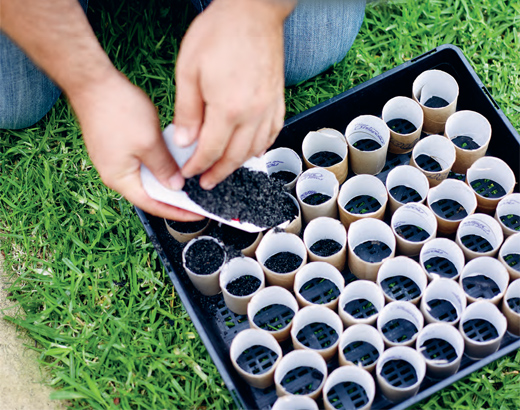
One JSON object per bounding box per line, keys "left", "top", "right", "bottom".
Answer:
{"left": 391, "top": 203, "right": 437, "bottom": 256}
{"left": 302, "top": 129, "right": 349, "bottom": 184}
{"left": 217, "top": 223, "right": 263, "bottom": 258}
{"left": 501, "top": 278, "right": 520, "bottom": 336}
{"left": 377, "top": 301, "right": 424, "bottom": 347}
{"left": 466, "top": 156, "right": 516, "bottom": 214}
{"left": 274, "top": 349, "right": 328, "bottom": 400}
{"left": 499, "top": 233, "right": 520, "bottom": 281}
{"left": 495, "top": 194, "right": 520, "bottom": 238}
{"left": 247, "top": 286, "right": 299, "bottom": 342}
{"left": 303, "top": 216, "right": 347, "bottom": 271}
{"left": 182, "top": 236, "right": 227, "bottom": 296}
{"left": 279, "top": 193, "right": 302, "bottom": 236}
{"left": 420, "top": 278, "right": 466, "bottom": 326}
{"left": 338, "top": 323, "right": 385, "bottom": 373}
{"left": 265, "top": 147, "right": 303, "bottom": 191}
{"left": 455, "top": 213, "right": 504, "bottom": 260}
{"left": 296, "top": 168, "right": 339, "bottom": 224}
{"left": 412, "top": 69, "right": 459, "bottom": 134}
{"left": 229, "top": 328, "right": 282, "bottom": 389}
{"left": 338, "top": 280, "right": 386, "bottom": 327}
{"left": 459, "top": 300, "right": 507, "bottom": 360}
{"left": 419, "top": 238, "right": 465, "bottom": 281}
{"left": 345, "top": 115, "right": 391, "bottom": 175}
{"left": 410, "top": 134, "right": 456, "bottom": 187}
{"left": 322, "top": 365, "right": 376, "bottom": 410}
{"left": 271, "top": 395, "right": 319, "bottom": 410}
{"left": 220, "top": 257, "right": 265, "bottom": 315}
{"left": 444, "top": 110, "right": 492, "bottom": 174}
{"left": 377, "top": 256, "right": 427, "bottom": 305}
{"left": 337, "top": 174, "right": 388, "bottom": 229}
{"left": 164, "top": 217, "right": 211, "bottom": 243}
{"left": 347, "top": 218, "right": 396, "bottom": 281}
{"left": 427, "top": 179, "right": 477, "bottom": 235}
{"left": 385, "top": 165, "right": 429, "bottom": 214}
{"left": 383, "top": 96, "right": 424, "bottom": 154}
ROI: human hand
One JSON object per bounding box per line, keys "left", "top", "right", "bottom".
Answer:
{"left": 173, "top": 0, "right": 295, "bottom": 190}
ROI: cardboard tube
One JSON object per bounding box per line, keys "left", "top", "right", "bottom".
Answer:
{"left": 303, "top": 217, "right": 347, "bottom": 271}
{"left": 416, "top": 323, "right": 464, "bottom": 379}
{"left": 376, "top": 346, "right": 426, "bottom": 402}
{"left": 383, "top": 96, "right": 424, "bottom": 154}
{"left": 229, "top": 329, "right": 282, "bottom": 389}
{"left": 495, "top": 194, "right": 520, "bottom": 238}
{"left": 455, "top": 213, "right": 504, "bottom": 260}
{"left": 164, "top": 218, "right": 210, "bottom": 243}
{"left": 323, "top": 366, "right": 376, "bottom": 410}
{"left": 459, "top": 300, "right": 507, "bottom": 360}
{"left": 459, "top": 257, "right": 509, "bottom": 306}
{"left": 318, "top": 127, "right": 346, "bottom": 139}
{"left": 499, "top": 233, "right": 520, "bottom": 281}
{"left": 274, "top": 350, "right": 328, "bottom": 400}
{"left": 265, "top": 147, "right": 303, "bottom": 191}
{"left": 255, "top": 229, "right": 307, "bottom": 289}
{"left": 466, "top": 156, "right": 516, "bottom": 213}
{"left": 296, "top": 168, "right": 339, "bottom": 224}
{"left": 347, "top": 218, "right": 396, "bottom": 281}
{"left": 272, "top": 396, "right": 319, "bottom": 410}
{"left": 419, "top": 238, "right": 465, "bottom": 281}
{"left": 338, "top": 280, "right": 386, "bottom": 327}
{"left": 337, "top": 175, "right": 388, "bottom": 229}
{"left": 377, "top": 301, "right": 424, "bottom": 347}
{"left": 241, "top": 231, "right": 263, "bottom": 258}
{"left": 391, "top": 203, "right": 437, "bottom": 256}
{"left": 445, "top": 110, "right": 492, "bottom": 173}
{"left": 302, "top": 130, "right": 349, "bottom": 184}
{"left": 410, "top": 134, "right": 456, "bottom": 187}
{"left": 220, "top": 257, "right": 265, "bottom": 315}
{"left": 377, "top": 256, "right": 427, "bottom": 305}
{"left": 386, "top": 165, "right": 429, "bottom": 214}
{"left": 420, "top": 278, "right": 466, "bottom": 326}
{"left": 293, "top": 262, "right": 345, "bottom": 310}
{"left": 338, "top": 324, "right": 385, "bottom": 373}
{"left": 182, "top": 236, "right": 226, "bottom": 296}
{"left": 502, "top": 278, "right": 520, "bottom": 336}
{"left": 427, "top": 179, "right": 477, "bottom": 235}
{"left": 345, "top": 115, "right": 391, "bottom": 175}
{"left": 281, "top": 193, "right": 303, "bottom": 235}
{"left": 412, "top": 69, "right": 459, "bottom": 134}
{"left": 290, "top": 305, "right": 343, "bottom": 361}
{"left": 247, "top": 286, "right": 299, "bottom": 342}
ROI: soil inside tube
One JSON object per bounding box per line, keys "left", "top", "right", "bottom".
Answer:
{"left": 166, "top": 218, "right": 209, "bottom": 233}
{"left": 308, "top": 151, "right": 343, "bottom": 167}
{"left": 226, "top": 275, "right": 261, "bottom": 296}
{"left": 264, "top": 252, "right": 303, "bottom": 273}
{"left": 302, "top": 193, "right": 331, "bottom": 205}
{"left": 309, "top": 239, "right": 342, "bottom": 257}
{"left": 424, "top": 96, "right": 449, "bottom": 108}
{"left": 270, "top": 170, "right": 297, "bottom": 184}
{"left": 452, "top": 135, "right": 480, "bottom": 150}
{"left": 185, "top": 239, "right": 225, "bottom": 275}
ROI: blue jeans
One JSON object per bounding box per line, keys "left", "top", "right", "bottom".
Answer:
{"left": 0, "top": 0, "right": 365, "bottom": 130}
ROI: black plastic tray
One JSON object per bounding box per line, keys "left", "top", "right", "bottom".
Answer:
{"left": 136, "top": 44, "right": 520, "bottom": 409}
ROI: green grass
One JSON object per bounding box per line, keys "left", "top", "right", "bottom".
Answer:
{"left": 1, "top": 0, "right": 520, "bottom": 408}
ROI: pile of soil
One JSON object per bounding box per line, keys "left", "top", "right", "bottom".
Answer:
{"left": 185, "top": 239, "right": 225, "bottom": 275}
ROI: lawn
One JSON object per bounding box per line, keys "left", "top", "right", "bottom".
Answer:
{"left": 1, "top": 0, "right": 520, "bottom": 409}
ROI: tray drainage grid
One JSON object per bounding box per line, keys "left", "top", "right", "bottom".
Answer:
{"left": 299, "top": 278, "right": 340, "bottom": 306}
{"left": 353, "top": 139, "right": 382, "bottom": 152}
{"left": 344, "top": 195, "right": 381, "bottom": 215}
{"left": 415, "top": 154, "right": 442, "bottom": 172}
{"left": 395, "top": 224, "right": 431, "bottom": 242}
{"left": 507, "top": 297, "right": 520, "bottom": 314}
{"left": 380, "top": 359, "right": 418, "bottom": 388}
{"left": 427, "top": 299, "right": 458, "bottom": 322}
{"left": 380, "top": 154, "right": 411, "bottom": 176}
{"left": 448, "top": 171, "right": 466, "bottom": 181}
{"left": 500, "top": 214, "right": 520, "bottom": 231}
{"left": 253, "top": 304, "right": 295, "bottom": 333}
{"left": 215, "top": 298, "right": 249, "bottom": 343}
{"left": 353, "top": 241, "right": 392, "bottom": 263}
{"left": 451, "top": 135, "right": 480, "bottom": 150}
{"left": 471, "top": 178, "right": 506, "bottom": 198}
{"left": 327, "top": 381, "right": 369, "bottom": 410}
{"left": 430, "top": 199, "right": 468, "bottom": 220}
{"left": 463, "top": 319, "right": 499, "bottom": 342}
{"left": 420, "top": 338, "right": 457, "bottom": 363}
{"left": 236, "top": 345, "right": 279, "bottom": 376}
{"left": 423, "top": 256, "right": 458, "bottom": 279}
{"left": 389, "top": 185, "right": 423, "bottom": 205}
{"left": 296, "top": 322, "right": 339, "bottom": 350}
{"left": 343, "top": 340, "right": 380, "bottom": 367}
{"left": 280, "top": 366, "right": 324, "bottom": 396}
{"left": 462, "top": 275, "right": 500, "bottom": 300}
{"left": 381, "top": 318, "right": 418, "bottom": 344}
{"left": 387, "top": 118, "right": 418, "bottom": 135}
{"left": 504, "top": 253, "right": 520, "bottom": 271}
{"left": 343, "top": 271, "right": 358, "bottom": 286}
{"left": 460, "top": 234, "right": 493, "bottom": 253}
{"left": 343, "top": 298, "right": 379, "bottom": 320}
{"left": 380, "top": 275, "right": 421, "bottom": 302}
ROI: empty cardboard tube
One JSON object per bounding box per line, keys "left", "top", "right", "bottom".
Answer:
{"left": 302, "top": 130, "right": 349, "bottom": 184}
{"left": 427, "top": 179, "right": 477, "bottom": 235}
{"left": 455, "top": 213, "right": 504, "bottom": 260}
{"left": 240, "top": 231, "right": 263, "bottom": 258}
{"left": 502, "top": 278, "right": 520, "bottom": 336}
{"left": 445, "top": 110, "right": 492, "bottom": 174}
{"left": 338, "top": 324, "right": 385, "bottom": 373}
{"left": 281, "top": 193, "right": 303, "bottom": 235}
{"left": 419, "top": 238, "right": 465, "bottom": 281}
{"left": 294, "top": 262, "right": 345, "bottom": 310}
{"left": 164, "top": 217, "right": 210, "bottom": 243}
{"left": 495, "top": 194, "right": 520, "bottom": 238}
{"left": 230, "top": 329, "right": 282, "bottom": 389}
{"left": 345, "top": 115, "right": 391, "bottom": 175}
{"left": 391, "top": 203, "right": 437, "bottom": 256}
{"left": 220, "top": 257, "right": 265, "bottom": 315}
{"left": 410, "top": 134, "right": 456, "bottom": 187}
{"left": 303, "top": 216, "right": 347, "bottom": 271}
{"left": 377, "top": 301, "right": 424, "bottom": 348}
{"left": 420, "top": 278, "right": 466, "bottom": 326}
{"left": 265, "top": 147, "right": 303, "bottom": 191}
{"left": 385, "top": 165, "right": 429, "bottom": 214}
{"left": 412, "top": 69, "right": 459, "bottom": 134}
{"left": 338, "top": 280, "right": 386, "bottom": 327}
{"left": 499, "top": 233, "right": 520, "bottom": 281}
{"left": 272, "top": 395, "right": 319, "bottom": 410}
{"left": 383, "top": 96, "right": 424, "bottom": 154}
{"left": 323, "top": 366, "right": 376, "bottom": 410}
{"left": 337, "top": 174, "right": 388, "bottom": 229}
{"left": 296, "top": 168, "right": 339, "bottom": 224}
{"left": 347, "top": 218, "right": 396, "bottom": 281}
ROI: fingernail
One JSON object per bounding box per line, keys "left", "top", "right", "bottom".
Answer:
{"left": 174, "top": 126, "right": 190, "bottom": 147}
{"left": 201, "top": 180, "right": 216, "bottom": 191}
{"left": 168, "top": 172, "right": 185, "bottom": 191}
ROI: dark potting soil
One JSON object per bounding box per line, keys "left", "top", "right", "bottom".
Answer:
{"left": 253, "top": 304, "right": 295, "bottom": 331}
{"left": 504, "top": 253, "right": 520, "bottom": 271}
{"left": 185, "top": 239, "right": 225, "bottom": 275}
{"left": 500, "top": 214, "right": 520, "bottom": 231}
{"left": 471, "top": 178, "right": 507, "bottom": 199}
{"left": 420, "top": 338, "right": 457, "bottom": 363}
{"left": 452, "top": 135, "right": 480, "bottom": 150}
{"left": 461, "top": 234, "right": 493, "bottom": 253}
{"left": 327, "top": 381, "right": 369, "bottom": 410}
{"left": 166, "top": 218, "right": 209, "bottom": 233}
{"left": 296, "top": 322, "right": 338, "bottom": 349}
{"left": 389, "top": 185, "right": 422, "bottom": 204}
{"left": 415, "top": 154, "right": 443, "bottom": 172}
{"left": 387, "top": 118, "right": 417, "bottom": 134}
{"left": 308, "top": 151, "right": 343, "bottom": 167}
{"left": 270, "top": 170, "right": 297, "bottom": 184}
{"left": 462, "top": 275, "right": 500, "bottom": 300}
{"left": 302, "top": 193, "right": 331, "bottom": 205}
{"left": 218, "top": 224, "right": 258, "bottom": 250}
{"left": 264, "top": 252, "right": 303, "bottom": 273}
{"left": 344, "top": 195, "right": 381, "bottom": 215}
{"left": 343, "top": 298, "right": 378, "bottom": 319}
{"left": 353, "top": 138, "right": 382, "bottom": 152}
{"left": 343, "top": 340, "right": 380, "bottom": 367}
{"left": 381, "top": 359, "right": 418, "bottom": 388}
{"left": 226, "top": 275, "right": 261, "bottom": 296}
{"left": 507, "top": 297, "right": 520, "bottom": 314}
{"left": 309, "top": 239, "right": 342, "bottom": 257}
{"left": 280, "top": 366, "right": 324, "bottom": 395}
{"left": 183, "top": 167, "right": 294, "bottom": 228}
{"left": 423, "top": 256, "right": 458, "bottom": 279}
{"left": 424, "top": 96, "right": 449, "bottom": 108}
{"left": 431, "top": 198, "right": 468, "bottom": 221}
{"left": 427, "top": 299, "right": 458, "bottom": 322}
{"left": 236, "top": 345, "right": 279, "bottom": 375}
{"left": 353, "top": 240, "right": 392, "bottom": 263}
{"left": 395, "top": 224, "right": 431, "bottom": 242}
{"left": 463, "top": 319, "right": 498, "bottom": 342}
{"left": 381, "top": 318, "right": 418, "bottom": 344}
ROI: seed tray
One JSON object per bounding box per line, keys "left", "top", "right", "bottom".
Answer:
{"left": 136, "top": 45, "right": 520, "bottom": 409}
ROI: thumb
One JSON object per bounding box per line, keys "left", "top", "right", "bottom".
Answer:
{"left": 140, "top": 136, "right": 185, "bottom": 191}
